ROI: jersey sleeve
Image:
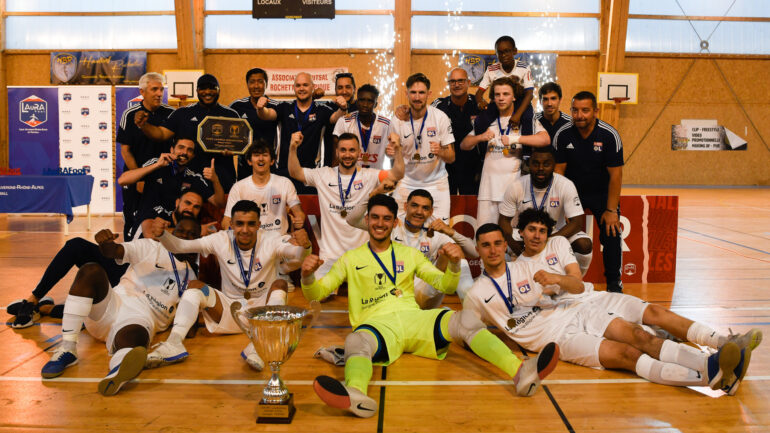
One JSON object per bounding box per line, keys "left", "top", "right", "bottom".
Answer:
{"left": 332, "top": 116, "right": 346, "bottom": 137}
{"left": 116, "top": 111, "right": 132, "bottom": 145}
{"left": 604, "top": 127, "right": 624, "bottom": 167}
{"left": 302, "top": 167, "right": 320, "bottom": 187}
{"left": 223, "top": 183, "right": 241, "bottom": 218}
{"left": 284, "top": 178, "right": 301, "bottom": 208}
{"left": 413, "top": 248, "right": 460, "bottom": 295}
{"left": 478, "top": 68, "right": 493, "bottom": 90}
{"left": 499, "top": 180, "right": 523, "bottom": 218}
{"left": 560, "top": 177, "right": 584, "bottom": 219}
{"left": 117, "top": 238, "right": 157, "bottom": 265}
{"left": 520, "top": 64, "right": 535, "bottom": 90}
{"left": 302, "top": 254, "right": 348, "bottom": 301}
{"left": 161, "top": 108, "right": 182, "bottom": 134}
{"left": 553, "top": 127, "right": 570, "bottom": 163}
{"left": 554, "top": 236, "right": 578, "bottom": 268}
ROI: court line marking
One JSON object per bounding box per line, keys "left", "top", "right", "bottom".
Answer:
{"left": 678, "top": 235, "right": 770, "bottom": 263}
{"left": 679, "top": 217, "right": 770, "bottom": 242}
{"left": 543, "top": 385, "right": 575, "bottom": 433}
{"left": 679, "top": 227, "right": 770, "bottom": 256}
{"left": 1, "top": 376, "right": 768, "bottom": 385}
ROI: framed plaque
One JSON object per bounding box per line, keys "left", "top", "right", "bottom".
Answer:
{"left": 197, "top": 116, "right": 253, "bottom": 155}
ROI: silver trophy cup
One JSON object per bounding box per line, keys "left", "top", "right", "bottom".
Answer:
{"left": 231, "top": 302, "right": 318, "bottom": 423}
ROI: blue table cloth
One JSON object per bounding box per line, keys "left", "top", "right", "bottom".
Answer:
{"left": 0, "top": 175, "right": 94, "bottom": 222}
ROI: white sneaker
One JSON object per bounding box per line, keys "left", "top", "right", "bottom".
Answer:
{"left": 98, "top": 346, "right": 147, "bottom": 396}
{"left": 146, "top": 340, "right": 189, "bottom": 369}
{"left": 513, "top": 342, "right": 560, "bottom": 397}
{"left": 241, "top": 342, "right": 264, "bottom": 371}
{"left": 313, "top": 375, "right": 377, "bottom": 418}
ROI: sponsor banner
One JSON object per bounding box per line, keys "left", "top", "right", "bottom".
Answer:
{"left": 59, "top": 86, "right": 113, "bottom": 214}
{"left": 114, "top": 86, "right": 170, "bottom": 211}
{"left": 458, "top": 52, "right": 556, "bottom": 89}
{"left": 50, "top": 51, "right": 147, "bottom": 85}
{"left": 671, "top": 119, "right": 747, "bottom": 150}
{"left": 298, "top": 195, "right": 677, "bottom": 283}
{"left": 264, "top": 67, "right": 348, "bottom": 96}
{"left": 7, "top": 87, "right": 60, "bottom": 175}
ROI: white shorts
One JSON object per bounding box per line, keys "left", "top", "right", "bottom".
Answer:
{"left": 476, "top": 200, "right": 500, "bottom": 226}
{"left": 202, "top": 288, "right": 266, "bottom": 335}
{"left": 84, "top": 288, "right": 156, "bottom": 355}
{"left": 394, "top": 178, "right": 450, "bottom": 222}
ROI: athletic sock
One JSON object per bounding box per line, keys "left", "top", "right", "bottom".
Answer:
{"left": 167, "top": 295, "right": 202, "bottom": 345}
{"left": 659, "top": 340, "right": 708, "bottom": 372}
{"left": 635, "top": 354, "right": 707, "bottom": 387}
{"left": 575, "top": 252, "right": 593, "bottom": 276}
{"left": 468, "top": 329, "right": 522, "bottom": 378}
{"left": 266, "top": 289, "right": 287, "bottom": 306}
{"left": 61, "top": 295, "right": 93, "bottom": 347}
{"left": 345, "top": 356, "right": 373, "bottom": 394}
{"left": 686, "top": 322, "right": 724, "bottom": 348}
{"left": 109, "top": 347, "right": 132, "bottom": 371}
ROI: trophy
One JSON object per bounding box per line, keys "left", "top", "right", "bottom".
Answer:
{"left": 230, "top": 302, "right": 319, "bottom": 424}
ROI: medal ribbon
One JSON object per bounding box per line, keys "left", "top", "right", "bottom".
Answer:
{"left": 483, "top": 266, "right": 515, "bottom": 314}
{"left": 337, "top": 167, "right": 357, "bottom": 210}
{"left": 368, "top": 242, "right": 397, "bottom": 285}
{"left": 168, "top": 252, "right": 189, "bottom": 296}
{"left": 409, "top": 111, "right": 427, "bottom": 154}
{"left": 356, "top": 115, "right": 372, "bottom": 153}
{"left": 233, "top": 235, "right": 257, "bottom": 288}
{"left": 529, "top": 178, "right": 554, "bottom": 212}
{"left": 293, "top": 102, "right": 311, "bottom": 132}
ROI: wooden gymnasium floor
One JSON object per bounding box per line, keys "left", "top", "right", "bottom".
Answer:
{"left": 0, "top": 187, "right": 768, "bottom": 432}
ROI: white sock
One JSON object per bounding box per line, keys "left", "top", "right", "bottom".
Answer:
{"left": 659, "top": 339, "right": 708, "bottom": 372}
{"left": 455, "top": 260, "right": 474, "bottom": 301}
{"left": 635, "top": 354, "right": 707, "bottom": 387}
{"left": 575, "top": 252, "right": 593, "bottom": 276}
{"left": 167, "top": 289, "right": 208, "bottom": 344}
{"left": 266, "top": 289, "right": 287, "bottom": 306}
{"left": 686, "top": 322, "right": 724, "bottom": 349}
{"left": 109, "top": 347, "right": 132, "bottom": 371}
{"left": 61, "top": 295, "right": 93, "bottom": 348}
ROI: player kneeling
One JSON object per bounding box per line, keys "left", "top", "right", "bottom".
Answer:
{"left": 41, "top": 218, "right": 201, "bottom": 396}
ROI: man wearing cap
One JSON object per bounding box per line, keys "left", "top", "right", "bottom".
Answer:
{"left": 135, "top": 73, "right": 241, "bottom": 191}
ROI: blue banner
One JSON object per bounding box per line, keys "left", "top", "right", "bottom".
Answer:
{"left": 51, "top": 51, "right": 147, "bottom": 85}
{"left": 7, "top": 87, "right": 60, "bottom": 175}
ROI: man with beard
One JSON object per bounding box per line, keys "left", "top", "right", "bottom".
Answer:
{"left": 301, "top": 194, "right": 559, "bottom": 418}
{"left": 289, "top": 132, "right": 404, "bottom": 278}
{"left": 118, "top": 138, "right": 224, "bottom": 239}
{"left": 135, "top": 74, "right": 241, "bottom": 191}
{"left": 6, "top": 190, "right": 204, "bottom": 329}
{"left": 533, "top": 82, "right": 571, "bottom": 140}
{"left": 39, "top": 217, "right": 201, "bottom": 396}
{"left": 332, "top": 84, "right": 390, "bottom": 169}
{"left": 229, "top": 68, "right": 280, "bottom": 181}
{"left": 498, "top": 147, "right": 593, "bottom": 274}
{"left": 257, "top": 72, "right": 348, "bottom": 193}
{"left": 321, "top": 72, "right": 358, "bottom": 166}
{"left": 118, "top": 72, "right": 174, "bottom": 240}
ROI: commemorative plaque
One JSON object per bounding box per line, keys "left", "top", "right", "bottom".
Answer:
{"left": 197, "top": 116, "right": 253, "bottom": 155}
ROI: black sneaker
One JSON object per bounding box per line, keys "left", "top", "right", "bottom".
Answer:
{"left": 606, "top": 281, "right": 624, "bottom": 293}
{"left": 11, "top": 301, "right": 40, "bottom": 328}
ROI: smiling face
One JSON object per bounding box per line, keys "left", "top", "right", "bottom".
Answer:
{"left": 366, "top": 205, "right": 396, "bottom": 242}
{"left": 231, "top": 210, "right": 260, "bottom": 250}
{"left": 540, "top": 90, "right": 561, "bottom": 117}
{"left": 336, "top": 76, "right": 356, "bottom": 104}
{"left": 294, "top": 73, "right": 314, "bottom": 103}
{"left": 140, "top": 79, "right": 164, "bottom": 110}
{"left": 407, "top": 82, "right": 430, "bottom": 113}
{"left": 356, "top": 90, "right": 377, "bottom": 117}
{"left": 337, "top": 137, "right": 361, "bottom": 170}
{"left": 248, "top": 148, "right": 273, "bottom": 176}
{"left": 171, "top": 139, "right": 195, "bottom": 166}
{"left": 247, "top": 72, "right": 267, "bottom": 100}
{"left": 495, "top": 39, "right": 517, "bottom": 70}
{"left": 447, "top": 68, "right": 470, "bottom": 99}
{"left": 405, "top": 195, "right": 433, "bottom": 229}
{"left": 196, "top": 83, "right": 219, "bottom": 106}
{"left": 174, "top": 191, "right": 203, "bottom": 221}
{"left": 476, "top": 230, "right": 507, "bottom": 269}
{"left": 571, "top": 98, "right": 598, "bottom": 131}
{"left": 493, "top": 83, "right": 515, "bottom": 112}
{"left": 520, "top": 221, "right": 549, "bottom": 255}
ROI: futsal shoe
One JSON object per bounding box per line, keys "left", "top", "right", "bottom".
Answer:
{"left": 7, "top": 296, "right": 54, "bottom": 316}
{"left": 98, "top": 346, "right": 147, "bottom": 396}
{"left": 146, "top": 340, "right": 189, "bottom": 368}
{"left": 10, "top": 297, "right": 55, "bottom": 328}
{"left": 606, "top": 281, "right": 623, "bottom": 293}
{"left": 513, "top": 342, "right": 560, "bottom": 397}
{"left": 41, "top": 348, "right": 78, "bottom": 378}
{"left": 726, "top": 328, "right": 762, "bottom": 351}
{"left": 314, "top": 345, "right": 346, "bottom": 366}
{"left": 313, "top": 375, "right": 378, "bottom": 418}
{"left": 241, "top": 342, "right": 265, "bottom": 371}
{"left": 724, "top": 347, "right": 753, "bottom": 396}
{"left": 706, "top": 341, "right": 740, "bottom": 391}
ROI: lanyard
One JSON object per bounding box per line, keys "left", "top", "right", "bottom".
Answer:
{"left": 293, "top": 102, "right": 311, "bottom": 132}
{"left": 337, "top": 167, "right": 357, "bottom": 208}
{"left": 529, "top": 177, "right": 554, "bottom": 212}
{"left": 356, "top": 115, "right": 373, "bottom": 153}
{"left": 484, "top": 266, "right": 515, "bottom": 314}
{"left": 368, "top": 242, "right": 397, "bottom": 285}
{"left": 497, "top": 116, "right": 512, "bottom": 137}
{"left": 168, "top": 252, "right": 189, "bottom": 296}
{"left": 232, "top": 235, "right": 257, "bottom": 288}
{"left": 409, "top": 111, "right": 427, "bottom": 152}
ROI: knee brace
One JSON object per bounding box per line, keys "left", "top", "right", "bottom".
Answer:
{"left": 344, "top": 330, "right": 378, "bottom": 362}
{"left": 448, "top": 308, "right": 486, "bottom": 345}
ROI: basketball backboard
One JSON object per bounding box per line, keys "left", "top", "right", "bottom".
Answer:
{"left": 164, "top": 69, "right": 204, "bottom": 102}
{"left": 597, "top": 72, "right": 638, "bottom": 104}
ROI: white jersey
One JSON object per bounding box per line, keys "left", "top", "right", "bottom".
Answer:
{"left": 478, "top": 60, "right": 534, "bottom": 91}
{"left": 499, "top": 173, "right": 584, "bottom": 230}
{"left": 391, "top": 220, "right": 453, "bottom": 263}
{"left": 189, "top": 230, "right": 303, "bottom": 301}
{"left": 389, "top": 106, "right": 454, "bottom": 184}
{"left": 463, "top": 260, "right": 562, "bottom": 351}
{"left": 303, "top": 166, "right": 383, "bottom": 261}
{"left": 116, "top": 239, "right": 197, "bottom": 331}
{"left": 332, "top": 112, "right": 391, "bottom": 169}
{"left": 224, "top": 174, "right": 300, "bottom": 235}
{"left": 515, "top": 237, "right": 595, "bottom": 301}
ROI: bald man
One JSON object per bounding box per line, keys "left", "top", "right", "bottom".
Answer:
{"left": 257, "top": 72, "right": 347, "bottom": 193}
{"left": 430, "top": 68, "right": 483, "bottom": 195}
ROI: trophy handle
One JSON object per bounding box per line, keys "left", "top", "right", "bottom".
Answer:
{"left": 229, "top": 301, "right": 252, "bottom": 340}
{"left": 301, "top": 300, "right": 322, "bottom": 334}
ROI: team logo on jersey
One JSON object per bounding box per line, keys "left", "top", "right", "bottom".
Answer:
{"left": 396, "top": 261, "right": 404, "bottom": 273}
{"left": 127, "top": 95, "right": 143, "bottom": 108}
{"left": 274, "top": 219, "right": 281, "bottom": 226}
{"left": 374, "top": 273, "right": 386, "bottom": 287}
{"left": 372, "top": 135, "right": 382, "bottom": 144}
{"left": 161, "top": 278, "right": 175, "bottom": 295}
{"left": 81, "top": 107, "right": 89, "bottom": 116}
{"left": 100, "top": 179, "right": 109, "bottom": 188}
{"left": 272, "top": 195, "right": 281, "bottom": 205}
{"left": 63, "top": 122, "right": 72, "bottom": 130}
{"left": 259, "top": 203, "right": 268, "bottom": 214}
{"left": 546, "top": 254, "right": 559, "bottom": 266}
{"left": 62, "top": 93, "right": 72, "bottom": 101}
{"left": 419, "top": 242, "right": 430, "bottom": 255}
{"left": 549, "top": 197, "right": 560, "bottom": 207}
{"left": 593, "top": 142, "right": 602, "bottom": 152}
{"left": 573, "top": 196, "right": 581, "bottom": 207}
{"left": 308, "top": 113, "right": 316, "bottom": 122}
{"left": 426, "top": 127, "right": 436, "bottom": 137}
{"left": 98, "top": 93, "right": 107, "bottom": 102}
{"left": 353, "top": 180, "right": 363, "bottom": 190}
{"left": 82, "top": 165, "right": 91, "bottom": 174}
{"left": 19, "top": 95, "right": 48, "bottom": 127}
{"left": 99, "top": 151, "right": 108, "bottom": 159}
{"left": 253, "top": 259, "right": 262, "bottom": 272}
{"left": 64, "top": 151, "right": 73, "bottom": 159}
{"left": 517, "top": 280, "right": 532, "bottom": 294}
{"left": 81, "top": 136, "right": 90, "bottom": 145}
{"left": 98, "top": 122, "right": 108, "bottom": 131}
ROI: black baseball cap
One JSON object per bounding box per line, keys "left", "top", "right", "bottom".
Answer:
{"left": 197, "top": 74, "right": 219, "bottom": 90}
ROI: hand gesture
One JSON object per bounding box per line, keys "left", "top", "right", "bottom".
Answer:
{"left": 290, "top": 131, "right": 304, "bottom": 149}
{"left": 395, "top": 104, "right": 409, "bottom": 121}
{"left": 335, "top": 95, "right": 348, "bottom": 111}
{"left": 312, "top": 87, "right": 325, "bottom": 100}
{"left": 380, "top": 178, "right": 396, "bottom": 192}
{"left": 134, "top": 110, "right": 149, "bottom": 128}
{"left": 203, "top": 158, "right": 218, "bottom": 182}
{"left": 428, "top": 218, "right": 454, "bottom": 236}
{"left": 95, "top": 229, "right": 118, "bottom": 246}
{"left": 288, "top": 207, "right": 304, "bottom": 229}
{"left": 291, "top": 228, "right": 311, "bottom": 248}
{"left": 155, "top": 153, "right": 175, "bottom": 168}
{"left": 150, "top": 217, "right": 170, "bottom": 239}
{"left": 386, "top": 132, "right": 400, "bottom": 157}
{"left": 601, "top": 210, "right": 621, "bottom": 237}
{"left": 429, "top": 141, "right": 441, "bottom": 154}
{"left": 477, "top": 99, "right": 488, "bottom": 110}
{"left": 533, "top": 270, "right": 561, "bottom": 286}
{"left": 480, "top": 128, "right": 495, "bottom": 143}
{"left": 301, "top": 254, "right": 324, "bottom": 277}
{"left": 256, "top": 96, "right": 269, "bottom": 110}
{"left": 438, "top": 243, "right": 464, "bottom": 264}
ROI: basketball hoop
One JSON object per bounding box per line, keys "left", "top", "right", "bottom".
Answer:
{"left": 170, "top": 94, "right": 188, "bottom": 108}
{"left": 612, "top": 97, "right": 630, "bottom": 105}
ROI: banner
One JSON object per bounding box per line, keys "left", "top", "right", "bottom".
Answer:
{"left": 264, "top": 67, "right": 348, "bottom": 96}
{"left": 672, "top": 119, "right": 747, "bottom": 150}
{"left": 298, "top": 195, "right": 678, "bottom": 284}
{"left": 58, "top": 86, "right": 114, "bottom": 214}
{"left": 7, "top": 87, "right": 60, "bottom": 175}
{"left": 459, "top": 53, "right": 556, "bottom": 88}
{"left": 50, "top": 51, "right": 147, "bottom": 85}
{"left": 114, "top": 86, "right": 170, "bottom": 211}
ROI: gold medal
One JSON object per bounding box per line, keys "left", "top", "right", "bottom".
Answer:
{"left": 412, "top": 153, "right": 421, "bottom": 161}
{"left": 426, "top": 228, "right": 434, "bottom": 238}
{"left": 341, "top": 210, "right": 347, "bottom": 218}
{"left": 362, "top": 154, "right": 369, "bottom": 162}
{"left": 507, "top": 318, "right": 516, "bottom": 328}
{"left": 244, "top": 290, "right": 251, "bottom": 300}
{"left": 502, "top": 146, "right": 509, "bottom": 156}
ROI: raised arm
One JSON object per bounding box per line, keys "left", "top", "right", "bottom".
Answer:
{"left": 301, "top": 254, "right": 347, "bottom": 301}
{"left": 118, "top": 153, "right": 172, "bottom": 186}
{"left": 287, "top": 131, "right": 307, "bottom": 184}
{"left": 414, "top": 244, "right": 462, "bottom": 295}
{"left": 95, "top": 229, "right": 124, "bottom": 260}
{"left": 256, "top": 96, "right": 278, "bottom": 121}
{"left": 429, "top": 219, "right": 478, "bottom": 259}
{"left": 134, "top": 110, "right": 174, "bottom": 142}
{"left": 152, "top": 218, "right": 209, "bottom": 254}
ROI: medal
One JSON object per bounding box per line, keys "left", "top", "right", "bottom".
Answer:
{"left": 409, "top": 111, "right": 427, "bottom": 154}
{"left": 530, "top": 177, "right": 554, "bottom": 212}
{"left": 293, "top": 102, "right": 311, "bottom": 132}
{"left": 356, "top": 114, "right": 372, "bottom": 153}
{"left": 337, "top": 167, "right": 357, "bottom": 218}
{"left": 233, "top": 235, "right": 257, "bottom": 289}
{"left": 507, "top": 318, "right": 516, "bottom": 328}
{"left": 341, "top": 210, "right": 348, "bottom": 218}
{"left": 426, "top": 228, "right": 434, "bottom": 238}
{"left": 244, "top": 290, "right": 251, "bottom": 300}
{"left": 412, "top": 153, "right": 421, "bottom": 161}
{"left": 498, "top": 116, "right": 512, "bottom": 157}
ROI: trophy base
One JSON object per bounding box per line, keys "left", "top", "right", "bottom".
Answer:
{"left": 257, "top": 394, "right": 296, "bottom": 424}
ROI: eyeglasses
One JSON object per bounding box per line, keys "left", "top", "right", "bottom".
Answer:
{"left": 447, "top": 79, "right": 468, "bottom": 85}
